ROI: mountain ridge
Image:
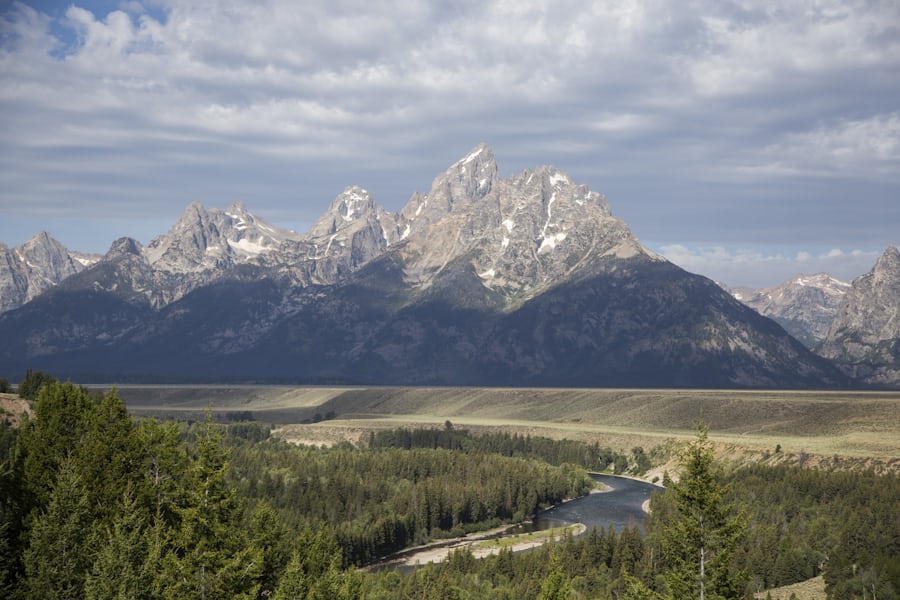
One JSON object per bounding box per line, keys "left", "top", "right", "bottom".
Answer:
{"left": 818, "top": 246, "right": 900, "bottom": 387}
{"left": 0, "top": 232, "right": 100, "bottom": 314}
{"left": 0, "top": 145, "right": 869, "bottom": 387}
{"left": 729, "top": 272, "right": 851, "bottom": 348}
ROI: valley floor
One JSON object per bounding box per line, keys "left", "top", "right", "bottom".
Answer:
{"left": 101, "top": 385, "right": 900, "bottom": 472}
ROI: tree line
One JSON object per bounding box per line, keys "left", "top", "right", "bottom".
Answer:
{"left": 367, "top": 425, "right": 644, "bottom": 475}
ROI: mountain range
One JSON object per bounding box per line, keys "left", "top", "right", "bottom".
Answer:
{"left": 729, "top": 274, "right": 852, "bottom": 349}
{"left": 0, "top": 145, "right": 893, "bottom": 388}
{"left": 726, "top": 250, "right": 900, "bottom": 387}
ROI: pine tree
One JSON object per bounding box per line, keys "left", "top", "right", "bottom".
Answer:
{"left": 19, "top": 381, "right": 95, "bottom": 510}
{"left": 0, "top": 423, "right": 27, "bottom": 597}
{"left": 136, "top": 418, "right": 186, "bottom": 527}
{"left": 539, "top": 546, "right": 573, "bottom": 600}
{"left": 247, "top": 500, "right": 290, "bottom": 599}
{"left": 23, "top": 457, "right": 93, "bottom": 600}
{"left": 16, "top": 369, "right": 56, "bottom": 402}
{"left": 658, "top": 426, "right": 746, "bottom": 600}
{"left": 76, "top": 388, "right": 144, "bottom": 522}
{"left": 83, "top": 488, "right": 156, "bottom": 600}
{"left": 272, "top": 525, "right": 349, "bottom": 600}
{"left": 160, "top": 417, "right": 260, "bottom": 599}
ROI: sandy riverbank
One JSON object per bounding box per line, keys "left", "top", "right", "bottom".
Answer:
{"left": 387, "top": 523, "right": 588, "bottom": 568}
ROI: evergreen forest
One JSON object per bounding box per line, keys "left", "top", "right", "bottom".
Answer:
{"left": 0, "top": 374, "right": 897, "bottom": 599}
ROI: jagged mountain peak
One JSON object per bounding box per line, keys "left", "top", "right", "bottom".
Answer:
{"left": 145, "top": 200, "right": 300, "bottom": 272}
{"left": 818, "top": 245, "right": 900, "bottom": 385}
{"left": 106, "top": 237, "right": 144, "bottom": 258}
{"left": 171, "top": 200, "right": 209, "bottom": 229}
{"left": 225, "top": 199, "right": 249, "bottom": 213}
{"left": 451, "top": 143, "right": 495, "bottom": 170}
{"left": 333, "top": 186, "right": 375, "bottom": 220}
{"left": 786, "top": 272, "right": 848, "bottom": 286}
{"left": 508, "top": 164, "right": 612, "bottom": 219}
{"left": 0, "top": 232, "right": 99, "bottom": 313}
{"left": 763, "top": 273, "right": 851, "bottom": 302}
{"left": 402, "top": 145, "right": 500, "bottom": 228}
{"left": 731, "top": 271, "right": 850, "bottom": 348}
{"left": 308, "top": 186, "right": 379, "bottom": 238}
{"left": 873, "top": 245, "right": 900, "bottom": 277}
{"left": 17, "top": 232, "right": 72, "bottom": 266}
{"left": 24, "top": 230, "right": 56, "bottom": 246}
{"left": 394, "top": 148, "right": 656, "bottom": 304}
{"left": 443, "top": 143, "right": 499, "bottom": 202}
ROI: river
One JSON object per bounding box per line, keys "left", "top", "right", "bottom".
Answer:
{"left": 366, "top": 473, "right": 662, "bottom": 571}
{"left": 526, "top": 473, "right": 662, "bottom": 533}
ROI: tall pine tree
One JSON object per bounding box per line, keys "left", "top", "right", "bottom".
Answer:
{"left": 23, "top": 457, "right": 93, "bottom": 600}
{"left": 658, "top": 425, "right": 746, "bottom": 599}
{"left": 159, "top": 416, "right": 260, "bottom": 599}
{"left": 76, "top": 388, "right": 144, "bottom": 522}
{"left": 19, "top": 381, "right": 95, "bottom": 511}
{"left": 83, "top": 488, "right": 156, "bottom": 600}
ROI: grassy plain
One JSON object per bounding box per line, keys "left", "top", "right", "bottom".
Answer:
{"left": 104, "top": 385, "right": 900, "bottom": 471}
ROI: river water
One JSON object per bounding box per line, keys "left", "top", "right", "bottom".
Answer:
{"left": 527, "top": 473, "right": 663, "bottom": 533}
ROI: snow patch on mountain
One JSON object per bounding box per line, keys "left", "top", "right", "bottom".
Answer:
{"left": 549, "top": 172, "right": 569, "bottom": 186}
{"left": 460, "top": 146, "right": 485, "bottom": 165}
{"left": 539, "top": 232, "right": 567, "bottom": 254}
{"left": 227, "top": 238, "right": 268, "bottom": 255}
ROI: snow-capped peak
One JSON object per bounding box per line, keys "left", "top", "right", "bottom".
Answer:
{"left": 338, "top": 187, "right": 371, "bottom": 222}
{"left": 786, "top": 273, "right": 851, "bottom": 296}
{"left": 458, "top": 144, "right": 488, "bottom": 166}
{"left": 145, "top": 201, "right": 299, "bottom": 270}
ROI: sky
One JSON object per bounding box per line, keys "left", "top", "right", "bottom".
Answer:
{"left": 1, "top": 0, "right": 898, "bottom": 288}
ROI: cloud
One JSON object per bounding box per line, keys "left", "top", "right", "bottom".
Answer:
{"left": 0, "top": 0, "right": 898, "bottom": 273}
{"left": 740, "top": 114, "right": 900, "bottom": 179}
{"left": 657, "top": 244, "right": 884, "bottom": 288}
{"left": 681, "top": 2, "right": 899, "bottom": 98}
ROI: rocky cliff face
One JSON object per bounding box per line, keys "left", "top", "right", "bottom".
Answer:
{"left": 145, "top": 200, "right": 302, "bottom": 273}
{"left": 261, "top": 186, "right": 402, "bottom": 285}
{"left": 0, "top": 233, "right": 99, "bottom": 314}
{"left": 731, "top": 273, "right": 850, "bottom": 348}
{"left": 818, "top": 246, "right": 900, "bottom": 386}
{"left": 394, "top": 144, "right": 657, "bottom": 306}
{"left": 48, "top": 201, "right": 304, "bottom": 309}
{"left": 0, "top": 145, "right": 855, "bottom": 388}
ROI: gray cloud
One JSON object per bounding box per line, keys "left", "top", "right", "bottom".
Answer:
{"left": 1, "top": 0, "right": 897, "bottom": 287}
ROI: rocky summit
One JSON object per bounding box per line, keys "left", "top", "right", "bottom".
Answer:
{"left": 730, "top": 273, "right": 851, "bottom": 349}
{"left": 0, "top": 233, "right": 99, "bottom": 314}
{"left": 818, "top": 246, "right": 900, "bottom": 387}
{"left": 0, "top": 146, "right": 856, "bottom": 387}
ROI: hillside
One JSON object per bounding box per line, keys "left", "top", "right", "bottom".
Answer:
{"left": 106, "top": 385, "right": 900, "bottom": 467}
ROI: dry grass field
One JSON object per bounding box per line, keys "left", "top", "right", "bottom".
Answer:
{"left": 0, "top": 393, "right": 32, "bottom": 427}
{"left": 104, "top": 385, "right": 900, "bottom": 472}
{"left": 755, "top": 575, "right": 826, "bottom": 600}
